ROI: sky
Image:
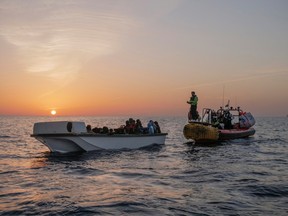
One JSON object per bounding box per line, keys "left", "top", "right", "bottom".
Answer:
{"left": 0, "top": 0, "right": 287, "bottom": 117}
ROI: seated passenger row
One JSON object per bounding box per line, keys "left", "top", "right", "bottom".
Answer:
{"left": 86, "top": 118, "right": 161, "bottom": 135}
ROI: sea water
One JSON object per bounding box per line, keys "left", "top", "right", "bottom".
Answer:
{"left": 0, "top": 116, "right": 288, "bottom": 215}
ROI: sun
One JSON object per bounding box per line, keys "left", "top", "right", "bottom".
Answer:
{"left": 51, "top": 110, "right": 57, "bottom": 115}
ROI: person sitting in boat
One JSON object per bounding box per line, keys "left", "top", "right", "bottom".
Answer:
{"left": 208, "top": 110, "right": 221, "bottom": 128}
{"left": 92, "top": 127, "right": 101, "bottom": 133}
{"left": 114, "top": 125, "right": 125, "bottom": 134}
{"left": 123, "top": 118, "right": 136, "bottom": 134}
{"left": 129, "top": 118, "right": 136, "bottom": 133}
{"left": 86, "top": 124, "right": 92, "bottom": 133}
{"left": 147, "top": 120, "right": 157, "bottom": 134}
{"left": 154, "top": 121, "right": 161, "bottom": 133}
{"left": 135, "top": 119, "right": 144, "bottom": 134}
{"left": 187, "top": 91, "right": 199, "bottom": 121}
{"left": 102, "top": 126, "right": 109, "bottom": 134}
{"left": 124, "top": 120, "right": 130, "bottom": 134}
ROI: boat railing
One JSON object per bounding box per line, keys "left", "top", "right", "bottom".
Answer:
{"left": 201, "top": 107, "right": 243, "bottom": 126}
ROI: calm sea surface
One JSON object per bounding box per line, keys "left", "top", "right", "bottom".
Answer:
{"left": 0, "top": 116, "right": 287, "bottom": 215}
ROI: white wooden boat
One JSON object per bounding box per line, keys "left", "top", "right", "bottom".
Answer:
{"left": 31, "top": 121, "right": 167, "bottom": 153}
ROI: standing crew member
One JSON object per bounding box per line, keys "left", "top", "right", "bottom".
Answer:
{"left": 187, "top": 91, "right": 198, "bottom": 120}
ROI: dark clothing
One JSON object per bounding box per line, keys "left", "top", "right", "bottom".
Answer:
{"left": 190, "top": 105, "right": 198, "bottom": 120}
{"left": 223, "top": 111, "right": 233, "bottom": 129}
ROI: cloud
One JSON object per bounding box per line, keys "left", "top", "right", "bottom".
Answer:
{"left": 174, "top": 70, "right": 288, "bottom": 90}
{"left": 0, "top": 0, "right": 185, "bottom": 85}
{"left": 0, "top": 0, "right": 134, "bottom": 83}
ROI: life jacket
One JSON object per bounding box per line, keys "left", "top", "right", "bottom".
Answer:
{"left": 189, "top": 95, "right": 198, "bottom": 106}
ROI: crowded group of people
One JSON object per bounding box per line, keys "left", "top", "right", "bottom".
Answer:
{"left": 86, "top": 118, "right": 162, "bottom": 135}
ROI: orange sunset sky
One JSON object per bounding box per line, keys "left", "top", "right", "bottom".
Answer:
{"left": 0, "top": 0, "right": 287, "bottom": 117}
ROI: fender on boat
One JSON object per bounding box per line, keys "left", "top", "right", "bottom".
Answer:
{"left": 218, "top": 127, "right": 256, "bottom": 140}
{"left": 183, "top": 122, "right": 219, "bottom": 143}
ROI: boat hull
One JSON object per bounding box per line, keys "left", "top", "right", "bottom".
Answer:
{"left": 183, "top": 123, "right": 255, "bottom": 144}
{"left": 218, "top": 127, "right": 255, "bottom": 140}
{"left": 31, "top": 121, "right": 167, "bottom": 153}
{"left": 32, "top": 133, "right": 167, "bottom": 154}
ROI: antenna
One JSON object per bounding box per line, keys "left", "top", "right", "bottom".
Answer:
{"left": 222, "top": 84, "right": 225, "bottom": 107}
